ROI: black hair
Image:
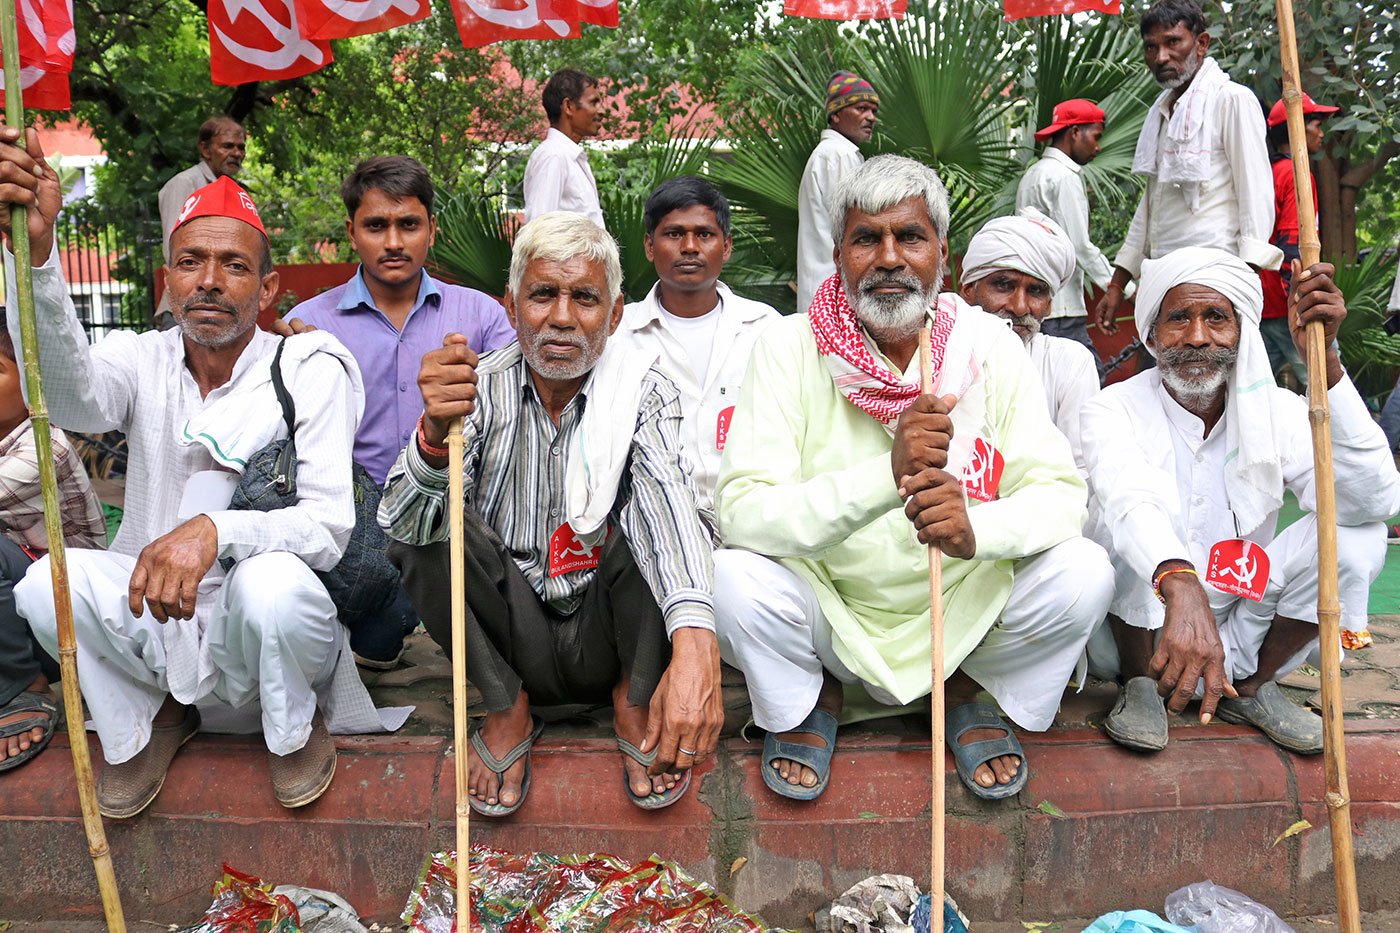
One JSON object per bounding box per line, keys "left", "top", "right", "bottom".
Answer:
{"left": 1140, "top": 0, "right": 1208, "bottom": 37}
{"left": 542, "top": 70, "right": 598, "bottom": 125}
{"left": 341, "top": 155, "right": 436, "bottom": 218}
{"left": 198, "top": 116, "right": 242, "bottom": 146}
{"left": 1268, "top": 121, "right": 1290, "bottom": 151}
{"left": 643, "top": 176, "right": 731, "bottom": 238}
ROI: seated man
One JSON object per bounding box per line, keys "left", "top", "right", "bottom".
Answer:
{"left": 714, "top": 156, "right": 1112, "bottom": 802}
{"left": 620, "top": 176, "right": 777, "bottom": 519}
{"left": 959, "top": 208, "right": 1099, "bottom": 473}
{"left": 0, "top": 314, "right": 107, "bottom": 771}
{"left": 380, "top": 211, "right": 723, "bottom": 816}
{"left": 281, "top": 156, "right": 516, "bottom": 668}
{"left": 0, "top": 128, "right": 381, "bottom": 816}
{"left": 1083, "top": 247, "right": 1400, "bottom": 754}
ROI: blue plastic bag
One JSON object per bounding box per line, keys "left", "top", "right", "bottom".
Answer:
{"left": 909, "top": 893, "right": 970, "bottom": 932}
{"left": 1081, "top": 910, "right": 1195, "bottom": 933}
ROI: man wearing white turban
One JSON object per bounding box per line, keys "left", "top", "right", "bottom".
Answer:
{"left": 961, "top": 209, "right": 1099, "bottom": 474}
{"left": 1081, "top": 246, "right": 1400, "bottom": 754}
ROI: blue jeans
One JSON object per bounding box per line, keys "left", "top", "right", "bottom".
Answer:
{"left": 345, "top": 585, "right": 419, "bottom": 663}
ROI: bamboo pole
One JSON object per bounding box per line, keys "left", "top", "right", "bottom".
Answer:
{"left": 1275, "top": 2, "right": 1359, "bottom": 930}
{"left": 0, "top": 5, "right": 126, "bottom": 930}
{"left": 919, "top": 327, "right": 945, "bottom": 916}
{"left": 447, "top": 415, "right": 472, "bottom": 932}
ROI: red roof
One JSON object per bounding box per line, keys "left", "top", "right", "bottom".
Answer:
{"left": 35, "top": 118, "right": 103, "bottom": 157}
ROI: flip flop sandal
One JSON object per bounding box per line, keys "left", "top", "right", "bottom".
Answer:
{"left": 467, "top": 718, "right": 544, "bottom": 817}
{"left": 945, "top": 702, "right": 1029, "bottom": 801}
{"left": 0, "top": 690, "right": 57, "bottom": 773}
{"left": 617, "top": 737, "right": 693, "bottom": 811}
{"left": 761, "top": 707, "right": 839, "bottom": 802}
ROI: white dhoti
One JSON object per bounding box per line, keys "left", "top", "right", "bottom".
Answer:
{"left": 17, "top": 549, "right": 382, "bottom": 764}
{"left": 1087, "top": 516, "right": 1386, "bottom": 682}
{"left": 714, "top": 537, "right": 1114, "bottom": 733}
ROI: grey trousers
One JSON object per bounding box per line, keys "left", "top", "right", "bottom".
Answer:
{"left": 0, "top": 535, "right": 56, "bottom": 706}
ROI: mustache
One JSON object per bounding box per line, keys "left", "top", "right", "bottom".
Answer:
{"left": 1157, "top": 345, "right": 1237, "bottom": 369}
{"left": 175, "top": 289, "right": 240, "bottom": 315}
{"left": 859, "top": 270, "right": 924, "bottom": 296}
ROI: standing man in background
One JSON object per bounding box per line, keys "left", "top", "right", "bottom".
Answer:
{"left": 1017, "top": 98, "right": 1127, "bottom": 367}
{"left": 523, "top": 69, "right": 605, "bottom": 229}
{"left": 795, "top": 71, "right": 878, "bottom": 314}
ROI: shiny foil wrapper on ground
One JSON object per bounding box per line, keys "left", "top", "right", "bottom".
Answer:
{"left": 403, "top": 846, "right": 780, "bottom": 932}
{"left": 178, "top": 865, "right": 301, "bottom": 933}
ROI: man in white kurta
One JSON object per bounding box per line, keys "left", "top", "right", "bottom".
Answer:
{"left": 1082, "top": 247, "right": 1399, "bottom": 754}
{"left": 1093, "top": 0, "right": 1282, "bottom": 333}
{"left": 795, "top": 71, "right": 878, "bottom": 314}
{"left": 621, "top": 177, "right": 776, "bottom": 518}
{"left": 522, "top": 69, "right": 605, "bottom": 229}
{"left": 959, "top": 209, "right": 1098, "bottom": 475}
{"left": 0, "top": 147, "right": 381, "bottom": 817}
{"left": 715, "top": 156, "right": 1111, "bottom": 803}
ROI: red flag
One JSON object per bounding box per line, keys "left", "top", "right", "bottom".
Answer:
{"left": 293, "top": 0, "right": 431, "bottom": 40}
{"left": 209, "top": 0, "right": 333, "bottom": 86}
{"left": 1002, "top": 0, "right": 1120, "bottom": 20}
{"left": 0, "top": 0, "right": 73, "bottom": 110}
{"left": 448, "top": 0, "right": 620, "bottom": 49}
{"left": 783, "top": 0, "right": 905, "bottom": 20}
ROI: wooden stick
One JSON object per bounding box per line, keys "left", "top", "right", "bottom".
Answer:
{"left": 0, "top": 4, "right": 126, "bottom": 930}
{"left": 447, "top": 415, "right": 472, "bottom": 932}
{"left": 919, "top": 327, "right": 945, "bottom": 915}
{"left": 1275, "top": 2, "right": 1359, "bottom": 930}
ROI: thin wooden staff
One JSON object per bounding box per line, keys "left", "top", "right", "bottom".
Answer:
{"left": 447, "top": 415, "right": 472, "bottom": 931}
{"left": 918, "top": 326, "right": 946, "bottom": 917}
{"left": 1275, "top": 1, "right": 1359, "bottom": 929}
{"left": 0, "top": 3, "right": 126, "bottom": 929}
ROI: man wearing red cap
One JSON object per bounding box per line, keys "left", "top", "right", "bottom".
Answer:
{"left": 0, "top": 128, "right": 384, "bottom": 818}
{"left": 796, "top": 70, "right": 879, "bottom": 315}
{"left": 1017, "top": 99, "right": 1127, "bottom": 365}
{"left": 1260, "top": 93, "right": 1339, "bottom": 389}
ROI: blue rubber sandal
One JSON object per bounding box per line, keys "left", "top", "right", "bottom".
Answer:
{"left": 467, "top": 717, "right": 544, "bottom": 817}
{"left": 945, "top": 702, "right": 1028, "bottom": 801}
{"left": 761, "top": 707, "right": 839, "bottom": 802}
{"left": 0, "top": 691, "right": 57, "bottom": 773}
{"left": 617, "top": 737, "right": 692, "bottom": 810}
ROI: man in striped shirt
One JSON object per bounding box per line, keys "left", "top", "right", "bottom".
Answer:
{"left": 380, "top": 212, "right": 723, "bottom": 815}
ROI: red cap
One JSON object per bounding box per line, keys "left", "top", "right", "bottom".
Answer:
{"left": 1267, "top": 93, "right": 1339, "bottom": 128}
{"left": 1034, "top": 99, "right": 1106, "bottom": 142}
{"left": 172, "top": 176, "right": 267, "bottom": 239}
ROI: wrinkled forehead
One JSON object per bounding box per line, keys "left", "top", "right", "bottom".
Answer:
{"left": 843, "top": 197, "right": 935, "bottom": 237}
{"left": 1159, "top": 282, "right": 1235, "bottom": 316}
{"left": 516, "top": 254, "right": 609, "bottom": 294}
{"left": 170, "top": 215, "right": 264, "bottom": 258}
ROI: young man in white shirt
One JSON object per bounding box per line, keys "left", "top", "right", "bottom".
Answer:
{"left": 522, "top": 69, "right": 606, "bottom": 229}
{"left": 621, "top": 177, "right": 777, "bottom": 520}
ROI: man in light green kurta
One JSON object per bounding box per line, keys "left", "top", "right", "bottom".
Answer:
{"left": 712, "top": 155, "right": 1113, "bottom": 802}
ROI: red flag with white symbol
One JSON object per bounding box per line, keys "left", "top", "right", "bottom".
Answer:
{"left": 447, "top": 0, "right": 617, "bottom": 49}
{"left": 293, "top": 0, "right": 431, "bottom": 40}
{"left": 209, "top": 0, "right": 333, "bottom": 86}
{"left": 783, "top": 0, "right": 905, "bottom": 21}
{"left": 961, "top": 437, "right": 1005, "bottom": 503}
{"left": 0, "top": 0, "right": 73, "bottom": 110}
{"left": 1002, "top": 0, "right": 1119, "bottom": 20}
{"left": 1205, "top": 538, "right": 1270, "bottom": 602}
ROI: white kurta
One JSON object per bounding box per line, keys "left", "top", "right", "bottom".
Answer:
{"left": 5, "top": 246, "right": 384, "bottom": 762}
{"left": 1389, "top": 253, "right": 1400, "bottom": 312}
{"left": 1016, "top": 148, "right": 1126, "bottom": 318}
{"left": 1027, "top": 332, "right": 1098, "bottom": 476}
{"left": 1115, "top": 81, "right": 1282, "bottom": 278}
{"left": 796, "top": 130, "right": 863, "bottom": 314}
{"left": 621, "top": 282, "right": 777, "bottom": 515}
{"left": 522, "top": 128, "right": 604, "bottom": 229}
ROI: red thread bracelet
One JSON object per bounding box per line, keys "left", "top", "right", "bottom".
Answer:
{"left": 416, "top": 415, "right": 450, "bottom": 459}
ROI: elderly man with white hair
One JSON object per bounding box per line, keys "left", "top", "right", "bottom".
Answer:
{"left": 960, "top": 208, "right": 1098, "bottom": 472}
{"left": 380, "top": 212, "right": 723, "bottom": 817}
{"left": 713, "top": 155, "right": 1112, "bottom": 803}
{"left": 1082, "top": 247, "right": 1400, "bottom": 754}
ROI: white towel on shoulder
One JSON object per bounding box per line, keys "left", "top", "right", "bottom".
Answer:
{"left": 1132, "top": 56, "right": 1230, "bottom": 212}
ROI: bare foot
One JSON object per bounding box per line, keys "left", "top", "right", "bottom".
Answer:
{"left": 0, "top": 676, "right": 52, "bottom": 763}
{"left": 771, "top": 672, "right": 843, "bottom": 789}
{"left": 468, "top": 690, "right": 533, "bottom": 809}
{"left": 613, "top": 679, "right": 682, "bottom": 797}
{"left": 945, "top": 672, "right": 1019, "bottom": 790}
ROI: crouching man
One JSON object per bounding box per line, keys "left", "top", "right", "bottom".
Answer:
{"left": 1083, "top": 247, "right": 1400, "bottom": 753}
{"left": 380, "top": 212, "right": 723, "bottom": 816}
{"left": 714, "top": 156, "right": 1112, "bottom": 803}
{"left": 0, "top": 128, "right": 381, "bottom": 817}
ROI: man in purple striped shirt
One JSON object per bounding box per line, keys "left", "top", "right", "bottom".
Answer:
{"left": 280, "top": 156, "right": 515, "bottom": 666}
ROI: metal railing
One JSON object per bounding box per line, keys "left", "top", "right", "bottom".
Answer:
{"left": 53, "top": 198, "right": 161, "bottom": 340}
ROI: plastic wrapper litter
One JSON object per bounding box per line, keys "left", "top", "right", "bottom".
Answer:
{"left": 1164, "top": 881, "right": 1296, "bottom": 933}
{"left": 177, "top": 865, "right": 301, "bottom": 933}
{"left": 402, "top": 846, "right": 783, "bottom": 932}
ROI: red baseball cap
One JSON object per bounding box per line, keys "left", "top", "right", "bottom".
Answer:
{"left": 171, "top": 176, "right": 267, "bottom": 239}
{"left": 1267, "top": 93, "right": 1339, "bottom": 128}
{"left": 1034, "top": 99, "right": 1106, "bottom": 142}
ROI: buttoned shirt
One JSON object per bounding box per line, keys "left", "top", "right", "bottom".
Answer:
{"left": 1115, "top": 81, "right": 1283, "bottom": 278}
{"left": 379, "top": 348, "right": 716, "bottom": 635}
{"left": 1026, "top": 332, "right": 1098, "bottom": 475}
{"left": 1016, "top": 148, "right": 1127, "bottom": 318}
{"left": 797, "top": 130, "right": 864, "bottom": 314}
{"left": 522, "top": 128, "right": 604, "bottom": 228}
{"left": 0, "top": 420, "right": 106, "bottom": 553}
{"left": 621, "top": 282, "right": 777, "bottom": 515}
{"left": 290, "top": 269, "right": 516, "bottom": 484}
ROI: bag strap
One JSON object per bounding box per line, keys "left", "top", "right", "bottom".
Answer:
{"left": 271, "top": 339, "right": 298, "bottom": 495}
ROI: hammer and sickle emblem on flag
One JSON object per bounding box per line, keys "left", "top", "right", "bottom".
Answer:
{"left": 962, "top": 437, "right": 1004, "bottom": 502}
{"left": 462, "top": 0, "right": 572, "bottom": 37}
{"left": 177, "top": 193, "right": 202, "bottom": 225}
{"left": 213, "top": 0, "right": 328, "bottom": 72}
{"left": 319, "top": 0, "right": 421, "bottom": 20}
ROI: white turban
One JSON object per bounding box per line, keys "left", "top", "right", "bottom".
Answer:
{"left": 961, "top": 207, "right": 1078, "bottom": 294}
{"left": 1136, "top": 246, "right": 1281, "bottom": 534}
